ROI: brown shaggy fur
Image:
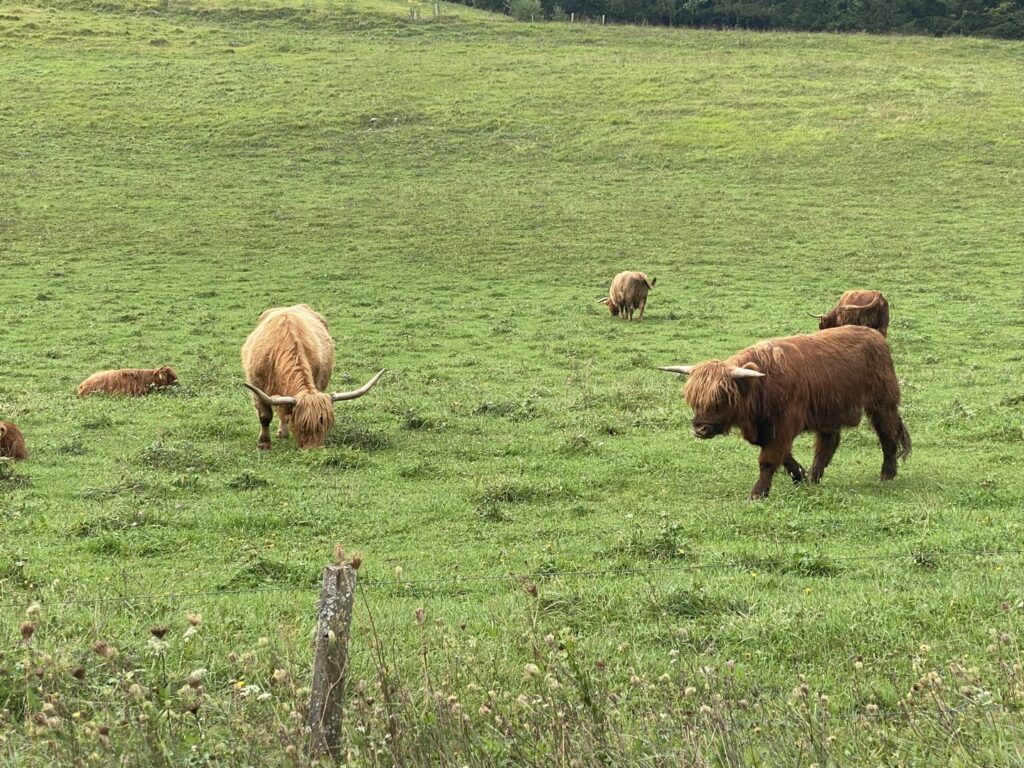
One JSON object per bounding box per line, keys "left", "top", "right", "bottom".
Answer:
{"left": 0, "top": 421, "right": 28, "bottom": 460}
{"left": 77, "top": 366, "right": 178, "bottom": 397}
{"left": 818, "top": 290, "right": 890, "bottom": 337}
{"left": 600, "top": 271, "right": 656, "bottom": 321}
{"left": 241, "top": 304, "right": 338, "bottom": 450}
{"left": 678, "top": 325, "right": 910, "bottom": 499}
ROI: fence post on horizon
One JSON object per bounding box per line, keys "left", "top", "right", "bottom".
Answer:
{"left": 570, "top": 12, "right": 574, "bottom": 22}
{"left": 602, "top": 14, "right": 605, "bottom": 24}
{"left": 306, "top": 563, "right": 358, "bottom": 762}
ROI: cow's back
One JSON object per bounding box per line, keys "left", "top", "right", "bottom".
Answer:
{"left": 732, "top": 326, "right": 898, "bottom": 432}
{"left": 610, "top": 271, "right": 652, "bottom": 307}
{"left": 242, "top": 305, "right": 336, "bottom": 394}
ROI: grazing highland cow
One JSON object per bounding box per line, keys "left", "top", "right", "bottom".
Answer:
{"left": 813, "top": 290, "right": 890, "bottom": 337}
{"left": 598, "top": 271, "right": 656, "bottom": 321}
{"left": 241, "top": 304, "right": 385, "bottom": 450}
{"left": 77, "top": 366, "right": 178, "bottom": 397}
{"left": 0, "top": 421, "right": 28, "bottom": 460}
{"left": 659, "top": 325, "right": 910, "bottom": 499}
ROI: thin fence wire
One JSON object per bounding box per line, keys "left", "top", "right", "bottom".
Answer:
{"left": 1, "top": 547, "right": 1021, "bottom": 611}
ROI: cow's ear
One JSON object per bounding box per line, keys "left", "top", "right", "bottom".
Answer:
{"left": 741, "top": 362, "right": 762, "bottom": 373}
{"left": 0, "top": 424, "right": 6, "bottom": 438}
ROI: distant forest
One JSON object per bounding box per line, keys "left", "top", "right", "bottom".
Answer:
{"left": 466, "top": 0, "right": 1024, "bottom": 37}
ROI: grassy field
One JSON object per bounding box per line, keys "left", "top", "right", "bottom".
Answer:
{"left": 2, "top": 0, "right": 1024, "bottom": 764}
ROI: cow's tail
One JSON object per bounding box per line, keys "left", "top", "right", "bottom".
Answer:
{"left": 897, "top": 418, "right": 912, "bottom": 462}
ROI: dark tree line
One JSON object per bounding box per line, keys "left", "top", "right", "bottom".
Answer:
{"left": 466, "top": 0, "right": 1024, "bottom": 37}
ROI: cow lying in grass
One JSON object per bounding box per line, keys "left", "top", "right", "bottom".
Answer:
{"left": 242, "top": 304, "right": 385, "bottom": 450}
{"left": 599, "top": 271, "right": 656, "bottom": 321}
{"left": 659, "top": 325, "right": 910, "bottom": 499}
{"left": 78, "top": 366, "right": 178, "bottom": 396}
{"left": 813, "top": 290, "right": 890, "bottom": 337}
{"left": 0, "top": 421, "right": 28, "bottom": 460}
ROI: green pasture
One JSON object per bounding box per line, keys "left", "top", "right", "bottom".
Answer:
{"left": 1, "top": 0, "right": 1023, "bottom": 763}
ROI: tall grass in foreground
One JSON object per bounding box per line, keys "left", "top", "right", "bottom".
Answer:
{"left": 3, "top": 586, "right": 1023, "bottom": 766}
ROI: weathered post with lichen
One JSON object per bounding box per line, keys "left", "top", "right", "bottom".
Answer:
{"left": 307, "top": 563, "right": 357, "bottom": 761}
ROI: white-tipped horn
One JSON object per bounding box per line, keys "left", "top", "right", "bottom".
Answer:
{"left": 808, "top": 312, "right": 825, "bottom": 319}
{"left": 244, "top": 382, "right": 297, "bottom": 407}
{"left": 597, "top": 297, "right": 610, "bottom": 304}
{"left": 657, "top": 365, "right": 695, "bottom": 375}
{"left": 729, "top": 366, "right": 765, "bottom": 379}
{"left": 331, "top": 369, "right": 386, "bottom": 402}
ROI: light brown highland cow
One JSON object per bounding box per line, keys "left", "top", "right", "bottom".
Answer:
{"left": 77, "top": 366, "right": 178, "bottom": 397}
{"left": 242, "top": 304, "right": 385, "bottom": 450}
{"left": 0, "top": 421, "right": 28, "bottom": 460}
{"left": 599, "top": 271, "right": 656, "bottom": 321}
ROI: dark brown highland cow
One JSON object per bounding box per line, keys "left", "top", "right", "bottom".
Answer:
{"left": 598, "top": 271, "right": 656, "bottom": 321}
{"left": 659, "top": 325, "right": 910, "bottom": 499}
{"left": 0, "top": 421, "right": 28, "bottom": 460}
{"left": 77, "top": 366, "right": 178, "bottom": 397}
{"left": 813, "top": 290, "right": 890, "bottom": 337}
{"left": 242, "top": 304, "right": 385, "bottom": 450}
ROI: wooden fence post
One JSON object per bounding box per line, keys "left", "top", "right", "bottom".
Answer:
{"left": 307, "top": 564, "right": 357, "bottom": 762}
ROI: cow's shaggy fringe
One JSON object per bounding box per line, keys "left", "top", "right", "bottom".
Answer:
{"left": 684, "top": 346, "right": 788, "bottom": 414}
{"left": 77, "top": 366, "right": 177, "bottom": 397}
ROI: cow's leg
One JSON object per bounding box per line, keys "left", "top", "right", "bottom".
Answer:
{"left": 637, "top": 298, "right": 646, "bottom": 322}
{"left": 783, "top": 453, "right": 807, "bottom": 484}
{"left": 869, "top": 409, "right": 902, "bottom": 480}
{"left": 751, "top": 443, "right": 790, "bottom": 499}
{"left": 276, "top": 406, "right": 291, "bottom": 439}
{"left": 253, "top": 399, "right": 273, "bottom": 451}
{"left": 810, "top": 431, "right": 841, "bottom": 483}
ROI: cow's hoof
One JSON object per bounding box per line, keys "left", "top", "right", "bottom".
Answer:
{"left": 258, "top": 442, "right": 271, "bottom": 451}
{"left": 748, "top": 491, "right": 768, "bottom": 501}
{"left": 880, "top": 471, "right": 896, "bottom": 481}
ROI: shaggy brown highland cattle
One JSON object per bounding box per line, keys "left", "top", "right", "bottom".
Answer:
{"left": 0, "top": 421, "right": 28, "bottom": 460}
{"left": 659, "top": 325, "right": 910, "bottom": 499}
{"left": 813, "top": 290, "right": 890, "bottom": 337}
{"left": 241, "top": 304, "right": 385, "bottom": 450}
{"left": 598, "top": 271, "right": 656, "bottom": 321}
{"left": 77, "top": 366, "right": 178, "bottom": 397}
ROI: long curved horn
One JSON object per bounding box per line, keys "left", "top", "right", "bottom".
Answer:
{"left": 597, "top": 297, "right": 610, "bottom": 304}
{"left": 657, "top": 365, "right": 695, "bottom": 375}
{"left": 331, "top": 369, "right": 386, "bottom": 402}
{"left": 729, "top": 366, "right": 765, "bottom": 379}
{"left": 244, "top": 382, "right": 297, "bottom": 407}
{"left": 839, "top": 293, "right": 881, "bottom": 311}
{"left": 808, "top": 312, "right": 825, "bottom": 319}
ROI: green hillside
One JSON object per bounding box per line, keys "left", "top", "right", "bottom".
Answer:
{"left": 2, "top": 1, "right": 1023, "bottom": 764}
